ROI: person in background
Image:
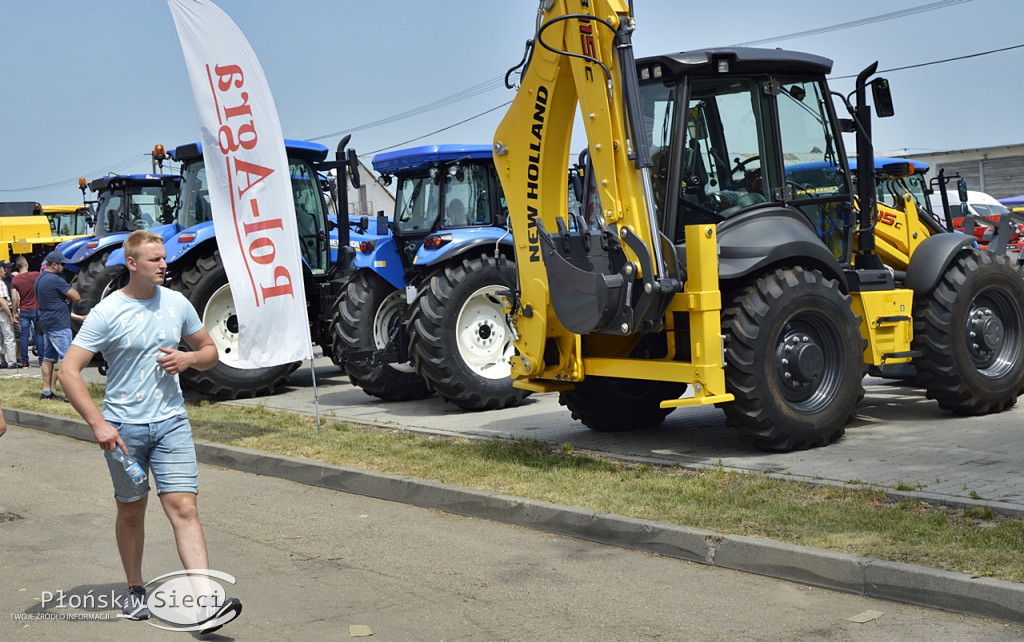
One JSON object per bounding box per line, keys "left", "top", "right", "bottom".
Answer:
{"left": 1, "top": 260, "right": 14, "bottom": 300}
{"left": 34, "top": 251, "right": 79, "bottom": 400}
{"left": 0, "top": 262, "right": 19, "bottom": 369}
{"left": 11, "top": 256, "right": 40, "bottom": 368}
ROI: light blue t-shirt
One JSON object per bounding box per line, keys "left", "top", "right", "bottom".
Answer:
{"left": 72, "top": 287, "right": 204, "bottom": 423}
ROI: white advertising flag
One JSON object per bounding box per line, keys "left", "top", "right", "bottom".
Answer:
{"left": 167, "top": 0, "right": 311, "bottom": 366}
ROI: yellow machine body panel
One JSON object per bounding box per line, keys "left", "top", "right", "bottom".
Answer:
{"left": 865, "top": 195, "right": 935, "bottom": 273}
{"left": 849, "top": 288, "right": 914, "bottom": 366}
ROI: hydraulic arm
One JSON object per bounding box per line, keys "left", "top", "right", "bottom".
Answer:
{"left": 494, "top": 0, "right": 731, "bottom": 406}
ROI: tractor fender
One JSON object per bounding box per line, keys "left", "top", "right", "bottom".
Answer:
{"left": 353, "top": 235, "right": 405, "bottom": 290}
{"left": 714, "top": 209, "right": 847, "bottom": 287}
{"left": 904, "top": 232, "right": 978, "bottom": 296}
{"left": 164, "top": 222, "right": 217, "bottom": 267}
{"left": 106, "top": 246, "right": 126, "bottom": 267}
{"left": 56, "top": 237, "right": 94, "bottom": 269}
{"left": 64, "top": 232, "right": 130, "bottom": 266}
{"left": 413, "top": 227, "right": 514, "bottom": 268}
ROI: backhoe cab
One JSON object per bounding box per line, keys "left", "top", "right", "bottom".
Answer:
{"left": 495, "top": 0, "right": 1024, "bottom": 451}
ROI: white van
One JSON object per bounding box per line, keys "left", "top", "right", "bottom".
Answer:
{"left": 929, "top": 188, "right": 1022, "bottom": 250}
{"left": 929, "top": 188, "right": 1013, "bottom": 222}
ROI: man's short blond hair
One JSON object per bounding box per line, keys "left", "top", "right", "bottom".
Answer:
{"left": 124, "top": 230, "right": 164, "bottom": 260}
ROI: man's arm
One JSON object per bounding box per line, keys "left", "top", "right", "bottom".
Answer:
{"left": 62, "top": 285, "right": 81, "bottom": 305}
{"left": 156, "top": 328, "right": 219, "bottom": 375}
{"left": 58, "top": 345, "right": 127, "bottom": 453}
{"left": 0, "top": 282, "right": 11, "bottom": 318}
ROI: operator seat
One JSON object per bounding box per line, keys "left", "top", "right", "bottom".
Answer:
{"left": 446, "top": 198, "right": 468, "bottom": 226}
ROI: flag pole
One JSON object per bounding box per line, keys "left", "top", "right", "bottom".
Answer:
{"left": 311, "top": 351, "right": 322, "bottom": 436}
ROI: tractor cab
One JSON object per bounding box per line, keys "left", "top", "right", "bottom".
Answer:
{"left": 85, "top": 174, "right": 179, "bottom": 236}
{"left": 373, "top": 145, "right": 505, "bottom": 268}
{"left": 638, "top": 50, "right": 857, "bottom": 267}
{"left": 168, "top": 140, "right": 333, "bottom": 276}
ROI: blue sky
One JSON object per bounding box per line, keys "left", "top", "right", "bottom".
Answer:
{"left": 1, "top": 0, "right": 1020, "bottom": 205}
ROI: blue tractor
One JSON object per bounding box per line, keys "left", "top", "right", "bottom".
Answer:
{"left": 330, "top": 144, "right": 527, "bottom": 411}
{"left": 101, "top": 137, "right": 363, "bottom": 399}
{"left": 61, "top": 170, "right": 180, "bottom": 322}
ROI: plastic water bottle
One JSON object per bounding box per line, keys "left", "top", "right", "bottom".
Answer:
{"left": 112, "top": 448, "right": 146, "bottom": 485}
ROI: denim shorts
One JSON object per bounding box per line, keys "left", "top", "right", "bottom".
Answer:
{"left": 41, "top": 328, "right": 72, "bottom": 362}
{"left": 103, "top": 414, "right": 198, "bottom": 503}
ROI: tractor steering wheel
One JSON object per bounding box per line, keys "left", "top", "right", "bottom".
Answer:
{"left": 731, "top": 155, "right": 761, "bottom": 190}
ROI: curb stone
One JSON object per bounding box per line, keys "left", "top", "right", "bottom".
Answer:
{"left": 6, "top": 407, "right": 1023, "bottom": 625}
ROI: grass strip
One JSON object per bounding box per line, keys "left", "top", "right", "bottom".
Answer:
{"left": 4, "top": 376, "right": 1023, "bottom": 582}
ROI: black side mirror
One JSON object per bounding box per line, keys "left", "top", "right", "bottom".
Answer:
{"left": 871, "top": 78, "right": 894, "bottom": 118}
{"left": 347, "top": 149, "right": 361, "bottom": 189}
{"left": 957, "top": 178, "right": 968, "bottom": 203}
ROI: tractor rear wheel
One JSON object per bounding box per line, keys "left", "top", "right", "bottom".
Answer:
{"left": 170, "top": 252, "right": 298, "bottom": 399}
{"left": 407, "top": 255, "right": 527, "bottom": 410}
{"left": 559, "top": 377, "right": 687, "bottom": 431}
{"left": 70, "top": 252, "right": 115, "bottom": 332}
{"left": 332, "top": 270, "right": 431, "bottom": 401}
{"left": 721, "top": 266, "right": 866, "bottom": 451}
{"left": 913, "top": 250, "right": 1024, "bottom": 414}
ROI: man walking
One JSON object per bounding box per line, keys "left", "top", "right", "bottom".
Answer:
{"left": 58, "top": 230, "right": 241, "bottom": 633}
{"left": 0, "top": 261, "right": 20, "bottom": 370}
{"left": 11, "top": 256, "right": 40, "bottom": 368}
{"left": 34, "top": 252, "right": 79, "bottom": 399}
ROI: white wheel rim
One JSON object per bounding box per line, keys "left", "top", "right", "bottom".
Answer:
{"left": 374, "top": 290, "right": 415, "bottom": 373}
{"left": 203, "top": 284, "right": 241, "bottom": 368}
{"left": 456, "top": 285, "right": 513, "bottom": 379}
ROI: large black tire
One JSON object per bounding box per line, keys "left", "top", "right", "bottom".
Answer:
{"left": 721, "top": 266, "right": 866, "bottom": 451}
{"left": 559, "top": 377, "right": 687, "bottom": 431}
{"left": 913, "top": 250, "right": 1024, "bottom": 414}
{"left": 407, "top": 255, "right": 527, "bottom": 411}
{"left": 332, "top": 270, "right": 431, "bottom": 401}
{"left": 70, "top": 252, "right": 120, "bottom": 333}
{"left": 169, "top": 252, "right": 298, "bottom": 399}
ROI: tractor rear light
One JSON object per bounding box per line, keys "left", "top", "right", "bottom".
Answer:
{"left": 358, "top": 240, "right": 376, "bottom": 253}
{"left": 423, "top": 233, "right": 453, "bottom": 250}
{"left": 86, "top": 240, "right": 99, "bottom": 249}
{"left": 177, "top": 232, "right": 197, "bottom": 244}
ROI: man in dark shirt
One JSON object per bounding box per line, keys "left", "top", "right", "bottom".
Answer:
{"left": 11, "top": 256, "right": 40, "bottom": 368}
{"left": 34, "top": 251, "right": 80, "bottom": 400}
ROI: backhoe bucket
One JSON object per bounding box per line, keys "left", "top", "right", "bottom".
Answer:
{"left": 537, "top": 224, "right": 627, "bottom": 335}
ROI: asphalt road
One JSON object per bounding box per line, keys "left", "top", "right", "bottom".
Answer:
{"left": 225, "top": 355, "right": 1024, "bottom": 517}
{"left": 4, "top": 424, "right": 1023, "bottom": 640}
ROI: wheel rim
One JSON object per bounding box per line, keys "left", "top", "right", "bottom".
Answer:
{"left": 373, "top": 290, "right": 415, "bottom": 373}
{"left": 965, "top": 287, "right": 1022, "bottom": 378}
{"left": 99, "top": 267, "right": 130, "bottom": 303}
{"left": 202, "top": 284, "right": 241, "bottom": 368}
{"left": 455, "top": 285, "right": 514, "bottom": 380}
{"left": 773, "top": 311, "right": 844, "bottom": 413}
